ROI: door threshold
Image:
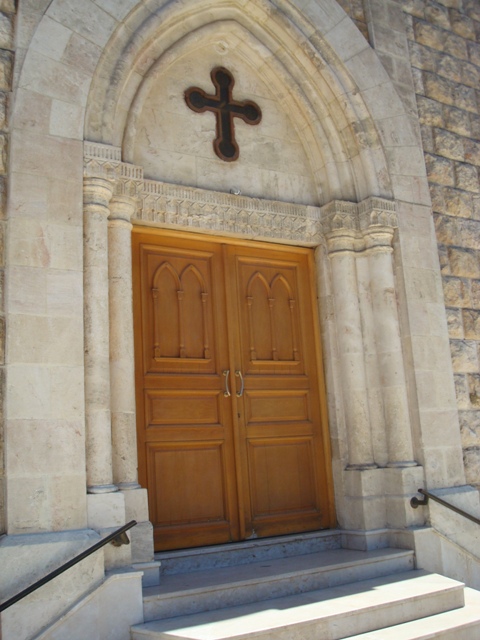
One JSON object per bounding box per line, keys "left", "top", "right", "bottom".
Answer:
{"left": 154, "top": 528, "right": 340, "bottom": 560}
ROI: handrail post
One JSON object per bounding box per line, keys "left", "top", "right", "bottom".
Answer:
{"left": 410, "top": 488, "right": 480, "bottom": 527}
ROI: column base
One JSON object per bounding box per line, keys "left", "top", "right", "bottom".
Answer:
{"left": 87, "top": 483, "right": 119, "bottom": 494}
{"left": 117, "top": 482, "right": 142, "bottom": 491}
{"left": 346, "top": 463, "right": 377, "bottom": 471}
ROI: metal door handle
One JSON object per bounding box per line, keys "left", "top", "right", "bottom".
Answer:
{"left": 223, "top": 370, "right": 231, "bottom": 397}
{"left": 235, "top": 370, "right": 244, "bottom": 397}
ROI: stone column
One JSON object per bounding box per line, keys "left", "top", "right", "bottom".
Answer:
{"left": 83, "top": 176, "right": 118, "bottom": 493}
{"left": 364, "top": 223, "right": 416, "bottom": 467}
{"left": 324, "top": 203, "right": 376, "bottom": 470}
{"left": 108, "top": 195, "right": 141, "bottom": 490}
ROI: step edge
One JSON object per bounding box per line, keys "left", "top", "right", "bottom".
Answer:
{"left": 143, "top": 552, "right": 414, "bottom": 601}
{"left": 133, "top": 582, "right": 465, "bottom": 638}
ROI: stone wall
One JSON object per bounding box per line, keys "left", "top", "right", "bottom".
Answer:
{"left": 0, "top": 0, "right": 15, "bottom": 536}
{"left": 346, "top": 0, "right": 479, "bottom": 490}
{"left": 401, "top": 0, "right": 480, "bottom": 488}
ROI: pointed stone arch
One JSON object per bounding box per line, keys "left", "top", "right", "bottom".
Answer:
{"left": 85, "top": 0, "right": 399, "bottom": 204}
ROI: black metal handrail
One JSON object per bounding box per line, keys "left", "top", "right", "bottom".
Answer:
{"left": 0, "top": 520, "right": 137, "bottom": 613}
{"left": 411, "top": 488, "right": 480, "bottom": 527}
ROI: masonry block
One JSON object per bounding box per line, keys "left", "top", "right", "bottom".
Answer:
{"left": 425, "top": 153, "right": 455, "bottom": 185}
{"left": 455, "top": 163, "right": 479, "bottom": 192}
{"left": 434, "top": 128, "right": 465, "bottom": 161}
{"left": 465, "top": 139, "right": 480, "bottom": 166}
{"left": 462, "top": 309, "right": 480, "bottom": 339}
{"left": 447, "top": 307, "right": 464, "bottom": 337}
{"left": 450, "top": 338, "right": 479, "bottom": 372}
{"left": 448, "top": 247, "right": 480, "bottom": 277}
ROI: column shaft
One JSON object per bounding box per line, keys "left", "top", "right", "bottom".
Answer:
{"left": 328, "top": 233, "right": 376, "bottom": 469}
{"left": 108, "top": 195, "right": 140, "bottom": 489}
{"left": 367, "top": 234, "right": 416, "bottom": 467}
{"left": 84, "top": 177, "right": 117, "bottom": 493}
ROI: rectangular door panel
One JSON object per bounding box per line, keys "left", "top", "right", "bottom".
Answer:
{"left": 147, "top": 441, "right": 233, "bottom": 550}
{"left": 146, "top": 390, "right": 221, "bottom": 427}
{"left": 246, "top": 390, "right": 310, "bottom": 423}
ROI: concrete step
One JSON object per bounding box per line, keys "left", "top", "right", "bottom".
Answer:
{"left": 143, "top": 547, "right": 414, "bottom": 621}
{"left": 346, "top": 587, "right": 480, "bottom": 639}
{"left": 131, "top": 570, "right": 464, "bottom": 640}
{"left": 155, "top": 530, "right": 343, "bottom": 576}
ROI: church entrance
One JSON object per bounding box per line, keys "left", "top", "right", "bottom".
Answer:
{"left": 133, "top": 229, "right": 334, "bottom": 551}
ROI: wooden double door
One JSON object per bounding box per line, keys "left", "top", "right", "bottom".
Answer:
{"left": 133, "top": 229, "right": 334, "bottom": 551}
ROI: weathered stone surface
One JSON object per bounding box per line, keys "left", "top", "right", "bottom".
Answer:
{"left": 442, "top": 276, "right": 472, "bottom": 307}
{"left": 471, "top": 114, "right": 480, "bottom": 139}
{"left": 425, "top": 152, "right": 455, "bottom": 184}
{"left": 414, "top": 19, "right": 446, "bottom": 51}
{"left": 421, "top": 125, "right": 434, "bottom": 152}
{"left": 438, "top": 244, "right": 450, "bottom": 273}
{"left": 467, "top": 40, "right": 480, "bottom": 67}
{"left": 449, "top": 9, "right": 476, "bottom": 39}
{"left": 452, "top": 83, "right": 478, "bottom": 113}
{"left": 470, "top": 279, "right": 480, "bottom": 306}
{"left": 425, "top": 3, "right": 451, "bottom": 29}
{"left": 454, "top": 162, "right": 479, "bottom": 192}
{"left": 447, "top": 307, "right": 464, "bottom": 337}
{"left": 433, "top": 128, "right": 465, "bottom": 161}
{"left": 418, "top": 95, "right": 444, "bottom": 125}
{"left": 444, "top": 32, "right": 469, "bottom": 59}
{"left": 403, "top": 0, "right": 426, "bottom": 19}
{"left": 448, "top": 247, "right": 480, "bottom": 278}
{"left": 0, "top": 11, "right": 14, "bottom": 50}
{"left": 436, "top": 52, "right": 463, "bottom": 82}
{"left": 450, "top": 339, "right": 479, "bottom": 372}
{"left": 444, "top": 105, "right": 471, "bottom": 136}
{"left": 444, "top": 186, "right": 474, "bottom": 216}
{"left": 464, "top": 139, "right": 480, "bottom": 166}
{"left": 464, "top": 447, "right": 480, "bottom": 486}
{"left": 430, "top": 184, "right": 446, "bottom": 212}
{"left": 0, "top": 50, "right": 13, "bottom": 91}
{"left": 0, "top": 133, "right": 7, "bottom": 175}
{"left": 454, "top": 373, "right": 470, "bottom": 407}
{"left": 424, "top": 71, "right": 453, "bottom": 104}
{"left": 410, "top": 42, "right": 436, "bottom": 71}
{"left": 463, "top": 309, "right": 480, "bottom": 339}
{"left": 459, "top": 409, "right": 480, "bottom": 442}
{"left": 464, "top": 0, "right": 480, "bottom": 21}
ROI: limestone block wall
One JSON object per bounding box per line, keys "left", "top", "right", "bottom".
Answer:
{"left": 0, "top": 0, "right": 15, "bottom": 536}
{"left": 400, "top": 0, "right": 480, "bottom": 489}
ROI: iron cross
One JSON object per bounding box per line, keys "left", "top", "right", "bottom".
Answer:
{"left": 185, "top": 67, "right": 262, "bottom": 162}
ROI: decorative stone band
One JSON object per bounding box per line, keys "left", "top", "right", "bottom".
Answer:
{"left": 83, "top": 142, "right": 397, "bottom": 246}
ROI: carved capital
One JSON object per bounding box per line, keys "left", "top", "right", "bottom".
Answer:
{"left": 109, "top": 194, "right": 138, "bottom": 225}
{"left": 358, "top": 197, "right": 397, "bottom": 231}
{"left": 320, "top": 200, "right": 358, "bottom": 235}
{"left": 358, "top": 197, "right": 397, "bottom": 251}
{"left": 83, "top": 176, "right": 114, "bottom": 213}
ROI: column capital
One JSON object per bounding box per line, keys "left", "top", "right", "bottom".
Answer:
{"left": 83, "top": 176, "right": 115, "bottom": 211}
{"left": 109, "top": 194, "right": 137, "bottom": 224}
{"left": 359, "top": 197, "right": 397, "bottom": 230}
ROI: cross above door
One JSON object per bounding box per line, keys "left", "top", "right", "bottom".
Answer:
{"left": 185, "top": 67, "right": 262, "bottom": 162}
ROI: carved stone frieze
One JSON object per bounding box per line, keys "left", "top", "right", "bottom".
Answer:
{"left": 83, "top": 142, "right": 397, "bottom": 247}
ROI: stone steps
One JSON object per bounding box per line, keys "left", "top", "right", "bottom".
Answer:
{"left": 131, "top": 570, "right": 465, "bottom": 640}
{"left": 346, "top": 587, "right": 480, "bottom": 639}
{"left": 142, "top": 547, "right": 414, "bottom": 621}
{"left": 131, "top": 534, "right": 480, "bottom": 640}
